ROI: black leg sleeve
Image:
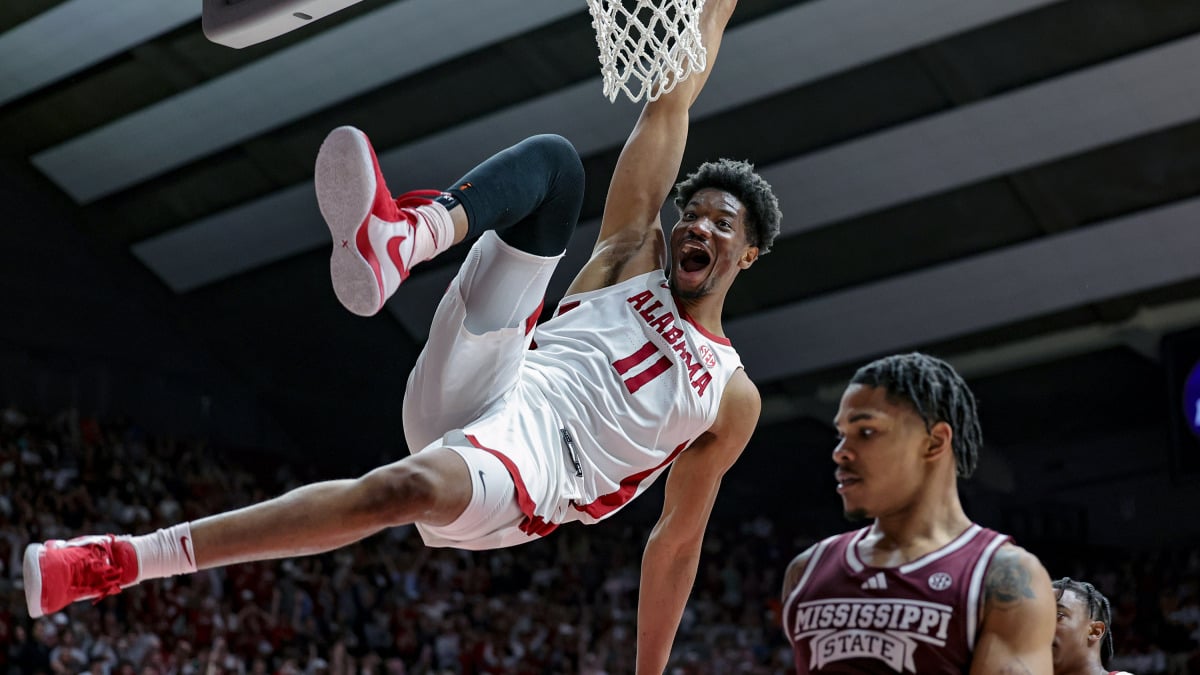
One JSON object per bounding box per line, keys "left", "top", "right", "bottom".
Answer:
{"left": 441, "top": 134, "right": 585, "bottom": 256}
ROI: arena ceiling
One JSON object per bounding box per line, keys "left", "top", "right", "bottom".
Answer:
{"left": 3, "top": 0, "right": 1199, "bottom": 461}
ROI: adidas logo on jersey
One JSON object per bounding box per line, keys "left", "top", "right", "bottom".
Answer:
{"left": 861, "top": 572, "right": 888, "bottom": 590}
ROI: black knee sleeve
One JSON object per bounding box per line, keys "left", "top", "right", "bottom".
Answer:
{"left": 444, "top": 134, "right": 585, "bottom": 256}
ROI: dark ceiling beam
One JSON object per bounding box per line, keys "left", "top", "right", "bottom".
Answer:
{"left": 114, "top": 0, "right": 1056, "bottom": 291}
{"left": 730, "top": 194, "right": 1200, "bottom": 382}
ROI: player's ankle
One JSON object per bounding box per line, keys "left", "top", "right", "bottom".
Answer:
{"left": 409, "top": 200, "right": 455, "bottom": 265}
{"left": 128, "top": 523, "right": 198, "bottom": 582}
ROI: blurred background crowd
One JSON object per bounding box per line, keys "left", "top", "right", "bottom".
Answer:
{"left": 2, "top": 406, "right": 1199, "bottom": 674}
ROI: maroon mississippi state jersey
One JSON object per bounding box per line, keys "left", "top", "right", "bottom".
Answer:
{"left": 783, "top": 524, "right": 1009, "bottom": 674}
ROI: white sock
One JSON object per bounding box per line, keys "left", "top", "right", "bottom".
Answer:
{"left": 409, "top": 200, "right": 456, "bottom": 265}
{"left": 129, "top": 523, "right": 198, "bottom": 582}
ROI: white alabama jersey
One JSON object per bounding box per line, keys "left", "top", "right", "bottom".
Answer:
{"left": 459, "top": 269, "right": 743, "bottom": 528}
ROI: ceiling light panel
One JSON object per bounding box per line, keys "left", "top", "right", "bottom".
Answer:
{"left": 33, "top": 0, "right": 581, "bottom": 203}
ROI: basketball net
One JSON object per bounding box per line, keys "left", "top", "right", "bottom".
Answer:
{"left": 586, "top": 0, "right": 708, "bottom": 103}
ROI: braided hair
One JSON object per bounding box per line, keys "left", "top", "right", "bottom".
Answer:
{"left": 849, "top": 353, "right": 983, "bottom": 478}
{"left": 1053, "top": 577, "right": 1115, "bottom": 667}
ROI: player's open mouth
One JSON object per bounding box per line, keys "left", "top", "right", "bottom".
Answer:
{"left": 677, "top": 243, "right": 711, "bottom": 275}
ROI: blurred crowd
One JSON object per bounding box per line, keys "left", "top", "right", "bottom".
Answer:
{"left": 1, "top": 405, "right": 1197, "bottom": 674}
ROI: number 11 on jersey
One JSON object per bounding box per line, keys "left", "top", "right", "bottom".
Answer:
{"left": 613, "top": 341, "right": 673, "bottom": 394}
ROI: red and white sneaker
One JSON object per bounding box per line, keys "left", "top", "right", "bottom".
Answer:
{"left": 314, "top": 126, "right": 455, "bottom": 317}
{"left": 23, "top": 535, "right": 139, "bottom": 618}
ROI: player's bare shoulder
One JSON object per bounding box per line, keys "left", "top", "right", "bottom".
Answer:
{"left": 708, "top": 368, "right": 760, "bottom": 443}
{"left": 973, "top": 543, "right": 1055, "bottom": 673}
{"left": 721, "top": 368, "right": 760, "bottom": 415}
{"left": 983, "top": 543, "right": 1046, "bottom": 611}
{"left": 781, "top": 542, "right": 819, "bottom": 602}
{"left": 981, "top": 542, "right": 1056, "bottom": 644}
{"left": 683, "top": 369, "right": 759, "bottom": 473}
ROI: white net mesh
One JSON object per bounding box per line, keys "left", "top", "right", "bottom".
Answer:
{"left": 586, "top": 0, "right": 707, "bottom": 103}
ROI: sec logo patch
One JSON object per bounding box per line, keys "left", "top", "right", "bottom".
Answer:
{"left": 928, "top": 572, "right": 953, "bottom": 591}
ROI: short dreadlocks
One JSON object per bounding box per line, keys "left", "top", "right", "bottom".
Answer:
{"left": 849, "top": 353, "right": 983, "bottom": 478}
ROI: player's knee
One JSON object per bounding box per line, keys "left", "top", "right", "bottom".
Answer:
{"left": 528, "top": 134, "right": 584, "bottom": 187}
{"left": 357, "top": 462, "right": 439, "bottom": 525}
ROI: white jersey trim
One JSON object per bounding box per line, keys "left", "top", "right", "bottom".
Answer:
{"left": 845, "top": 524, "right": 989, "bottom": 577}
{"left": 845, "top": 527, "right": 869, "bottom": 573}
{"left": 966, "top": 533, "right": 1009, "bottom": 651}
{"left": 783, "top": 537, "right": 833, "bottom": 646}
{"left": 899, "top": 524, "right": 983, "bottom": 574}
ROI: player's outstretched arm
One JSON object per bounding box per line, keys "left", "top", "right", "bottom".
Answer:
{"left": 635, "top": 370, "right": 759, "bottom": 674}
{"left": 969, "top": 544, "right": 1056, "bottom": 675}
{"left": 567, "top": 0, "right": 738, "bottom": 296}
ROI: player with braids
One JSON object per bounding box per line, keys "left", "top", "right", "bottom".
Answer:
{"left": 1051, "top": 577, "right": 1131, "bottom": 675}
{"left": 781, "top": 352, "right": 1056, "bottom": 674}
{"left": 849, "top": 353, "right": 983, "bottom": 479}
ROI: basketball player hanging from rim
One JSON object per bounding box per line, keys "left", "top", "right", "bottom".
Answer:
{"left": 781, "top": 353, "right": 1057, "bottom": 674}
{"left": 25, "top": 0, "right": 780, "bottom": 670}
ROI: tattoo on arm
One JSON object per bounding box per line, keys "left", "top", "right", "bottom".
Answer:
{"left": 984, "top": 548, "right": 1035, "bottom": 606}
